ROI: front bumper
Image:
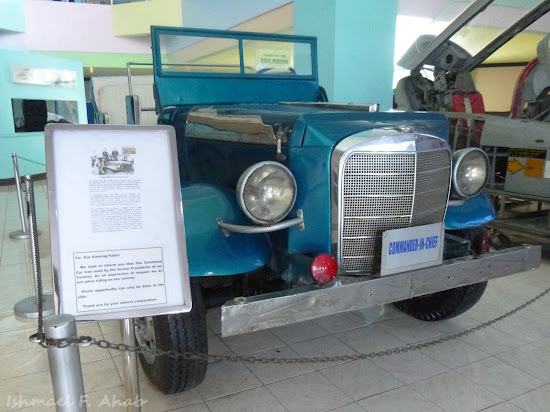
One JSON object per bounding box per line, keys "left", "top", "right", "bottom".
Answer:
{"left": 221, "top": 245, "right": 541, "bottom": 337}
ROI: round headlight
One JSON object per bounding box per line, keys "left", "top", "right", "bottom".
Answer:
{"left": 452, "top": 148, "right": 489, "bottom": 198}
{"left": 237, "top": 161, "right": 297, "bottom": 225}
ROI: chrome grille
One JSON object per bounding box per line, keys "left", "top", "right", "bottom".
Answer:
{"left": 337, "top": 147, "right": 450, "bottom": 274}
{"left": 412, "top": 151, "right": 451, "bottom": 226}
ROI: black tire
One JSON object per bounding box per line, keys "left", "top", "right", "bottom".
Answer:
{"left": 393, "top": 227, "right": 488, "bottom": 321}
{"left": 136, "top": 280, "right": 208, "bottom": 394}
{"left": 393, "top": 282, "right": 488, "bottom": 321}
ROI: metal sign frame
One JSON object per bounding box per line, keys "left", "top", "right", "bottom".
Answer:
{"left": 45, "top": 124, "right": 191, "bottom": 321}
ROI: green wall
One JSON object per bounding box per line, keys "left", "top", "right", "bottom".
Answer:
{"left": 0, "top": 50, "right": 87, "bottom": 179}
{"left": 0, "top": 0, "right": 25, "bottom": 33}
{"left": 294, "top": 0, "right": 398, "bottom": 110}
{"left": 36, "top": 51, "right": 153, "bottom": 71}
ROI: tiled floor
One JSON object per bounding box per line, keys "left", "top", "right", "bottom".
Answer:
{"left": 1, "top": 180, "right": 550, "bottom": 411}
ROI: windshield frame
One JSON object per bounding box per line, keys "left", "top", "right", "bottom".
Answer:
{"left": 151, "top": 26, "right": 318, "bottom": 81}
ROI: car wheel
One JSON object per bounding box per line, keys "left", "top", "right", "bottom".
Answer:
{"left": 134, "top": 279, "right": 208, "bottom": 394}
{"left": 393, "top": 227, "right": 488, "bottom": 321}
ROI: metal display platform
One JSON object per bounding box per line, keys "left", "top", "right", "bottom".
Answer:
{"left": 485, "top": 188, "right": 550, "bottom": 246}
{"left": 442, "top": 112, "right": 550, "bottom": 247}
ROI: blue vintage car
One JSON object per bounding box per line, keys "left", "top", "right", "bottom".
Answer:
{"left": 132, "top": 26, "right": 541, "bottom": 394}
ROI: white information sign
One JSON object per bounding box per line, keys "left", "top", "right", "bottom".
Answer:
{"left": 380, "top": 223, "right": 445, "bottom": 276}
{"left": 255, "top": 48, "right": 292, "bottom": 71}
{"left": 12, "top": 65, "right": 77, "bottom": 87}
{"left": 45, "top": 124, "right": 191, "bottom": 321}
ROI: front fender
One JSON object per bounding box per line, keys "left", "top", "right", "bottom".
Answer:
{"left": 444, "top": 191, "right": 495, "bottom": 230}
{"left": 181, "top": 184, "right": 271, "bottom": 277}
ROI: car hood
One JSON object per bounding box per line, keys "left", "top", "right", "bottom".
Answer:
{"left": 169, "top": 103, "right": 449, "bottom": 148}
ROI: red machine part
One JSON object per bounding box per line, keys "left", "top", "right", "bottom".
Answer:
{"left": 510, "top": 58, "right": 539, "bottom": 118}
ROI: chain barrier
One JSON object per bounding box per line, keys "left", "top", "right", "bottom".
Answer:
{"left": 17, "top": 156, "right": 46, "bottom": 167}
{"left": 29, "top": 285, "right": 550, "bottom": 364}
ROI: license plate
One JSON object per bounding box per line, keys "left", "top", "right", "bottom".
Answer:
{"left": 380, "top": 222, "right": 444, "bottom": 276}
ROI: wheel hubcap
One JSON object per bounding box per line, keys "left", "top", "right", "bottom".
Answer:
{"left": 134, "top": 317, "right": 157, "bottom": 364}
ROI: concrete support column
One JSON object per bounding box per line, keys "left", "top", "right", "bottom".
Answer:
{"left": 294, "top": 0, "right": 398, "bottom": 110}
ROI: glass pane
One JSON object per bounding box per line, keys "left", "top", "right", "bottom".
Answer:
{"left": 483, "top": 10, "right": 550, "bottom": 64}
{"left": 159, "top": 35, "right": 242, "bottom": 74}
{"left": 449, "top": 0, "right": 547, "bottom": 57}
{"left": 242, "top": 40, "right": 312, "bottom": 75}
{"left": 12, "top": 99, "right": 78, "bottom": 133}
{"left": 395, "top": 0, "right": 476, "bottom": 66}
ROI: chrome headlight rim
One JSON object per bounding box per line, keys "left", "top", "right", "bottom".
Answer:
{"left": 451, "top": 148, "right": 489, "bottom": 198}
{"left": 237, "top": 161, "right": 297, "bottom": 225}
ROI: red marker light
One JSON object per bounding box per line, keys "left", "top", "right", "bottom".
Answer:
{"left": 311, "top": 254, "right": 338, "bottom": 283}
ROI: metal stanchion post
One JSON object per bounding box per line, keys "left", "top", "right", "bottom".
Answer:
{"left": 13, "top": 175, "right": 54, "bottom": 319}
{"left": 9, "top": 153, "right": 42, "bottom": 239}
{"left": 45, "top": 314, "right": 87, "bottom": 412}
{"left": 121, "top": 318, "right": 142, "bottom": 412}
{"left": 10, "top": 153, "right": 30, "bottom": 240}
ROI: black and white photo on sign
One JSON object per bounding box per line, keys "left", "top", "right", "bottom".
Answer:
{"left": 91, "top": 146, "right": 136, "bottom": 176}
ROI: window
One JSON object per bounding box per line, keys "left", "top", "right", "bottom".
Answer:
{"left": 12, "top": 99, "right": 78, "bottom": 133}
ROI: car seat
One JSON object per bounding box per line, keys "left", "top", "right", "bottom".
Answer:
{"left": 510, "top": 33, "right": 550, "bottom": 120}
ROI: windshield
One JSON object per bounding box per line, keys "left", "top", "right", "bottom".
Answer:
{"left": 157, "top": 32, "right": 314, "bottom": 77}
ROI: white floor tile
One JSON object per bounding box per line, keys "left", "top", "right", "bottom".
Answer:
{"left": 140, "top": 378, "right": 203, "bottom": 412}
{"left": 207, "top": 387, "right": 286, "bottom": 412}
{"left": 312, "top": 312, "right": 369, "bottom": 334}
{"left": 244, "top": 346, "right": 315, "bottom": 384}
{"left": 455, "top": 357, "right": 545, "bottom": 400}
{"left": 530, "top": 336, "right": 550, "bottom": 352}
{"left": 222, "top": 329, "right": 285, "bottom": 356}
{"left": 419, "top": 336, "right": 491, "bottom": 369}
{"left": 0, "top": 348, "right": 49, "bottom": 380}
{"left": 481, "top": 286, "right": 536, "bottom": 310}
{"left": 83, "top": 386, "right": 127, "bottom": 412}
{"left": 410, "top": 370, "right": 503, "bottom": 412}
{"left": 496, "top": 344, "right": 550, "bottom": 382}
{"left": 169, "top": 403, "right": 211, "bottom": 412}
{"left": 207, "top": 334, "right": 233, "bottom": 358}
{"left": 328, "top": 403, "right": 366, "bottom": 412}
{"left": 510, "top": 384, "right": 550, "bottom": 412}
{"left": 352, "top": 304, "right": 405, "bottom": 324}
{"left": 196, "top": 361, "right": 261, "bottom": 401}
{"left": 463, "top": 301, "right": 510, "bottom": 323}
{"left": 271, "top": 320, "right": 329, "bottom": 345}
{"left": 0, "top": 312, "right": 35, "bottom": 333}
{"left": 82, "top": 358, "right": 122, "bottom": 393}
{"left": 0, "top": 371, "right": 54, "bottom": 411}
{"left": 491, "top": 314, "right": 550, "bottom": 343}
{"left": 371, "top": 350, "right": 449, "bottom": 384}
{"left": 320, "top": 358, "right": 403, "bottom": 400}
{"left": 430, "top": 314, "right": 480, "bottom": 334}
{"left": 0, "top": 328, "right": 41, "bottom": 354}
{"left": 266, "top": 372, "right": 352, "bottom": 412}
{"left": 376, "top": 317, "right": 443, "bottom": 344}
{"left": 357, "top": 386, "right": 444, "bottom": 412}
{"left": 290, "top": 335, "right": 359, "bottom": 370}
{"left": 458, "top": 326, "right": 527, "bottom": 355}
{"left": 482, "top": 401, "right": 532, "bottom": 412}
{"left": 335, "top": 324, "right": 404, "bottom": 354}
